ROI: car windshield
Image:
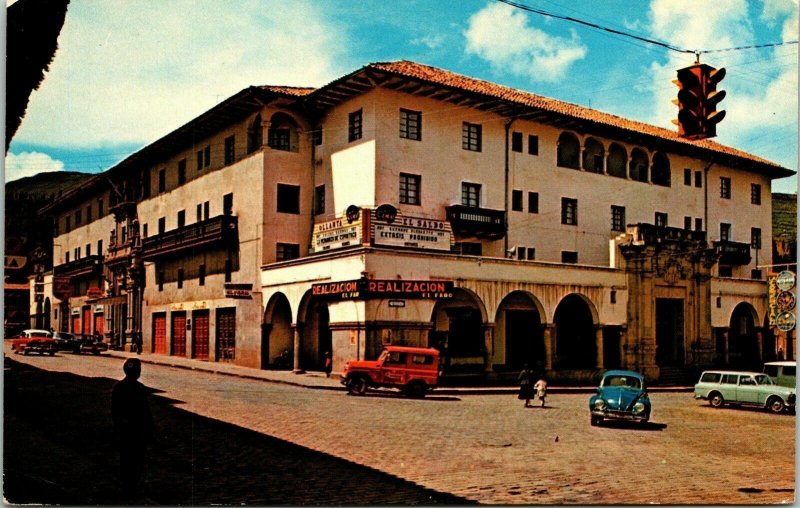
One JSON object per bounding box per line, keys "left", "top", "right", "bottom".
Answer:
{"left": 755, "top": 374, "right": 774, "bottom": 385}
{"left": 603, "top": 375, "right": 641, "bottom": 389}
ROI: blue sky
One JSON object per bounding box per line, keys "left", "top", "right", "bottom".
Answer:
{"left": 5, "top": 0, "right": 798, "bottom": 192}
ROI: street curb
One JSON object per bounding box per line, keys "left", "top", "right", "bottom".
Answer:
{"left": 105, "top": 351, "right": 695, "bottom": 394}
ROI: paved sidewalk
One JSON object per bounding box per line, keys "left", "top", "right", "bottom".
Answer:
{"left": 105, "top": 349, "right": 693, "bottom": 394}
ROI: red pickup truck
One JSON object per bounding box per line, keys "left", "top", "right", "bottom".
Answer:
{"left": 341, "top": 346, "right": 440, "bottom": 398}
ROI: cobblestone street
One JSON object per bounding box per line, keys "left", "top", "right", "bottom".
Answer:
{"left": 4, "top": 351, "right": 796, "bottom": 504}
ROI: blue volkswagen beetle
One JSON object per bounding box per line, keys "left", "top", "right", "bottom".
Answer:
{"left": 589, "top": 370, "right": 651, "bottom": 426}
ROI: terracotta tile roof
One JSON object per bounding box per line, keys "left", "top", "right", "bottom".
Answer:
{"left": 258, "top": 85, "right": 315, "bottom": 97}
{"left": 367, "top": 60, "right": 790, "bottom": 173}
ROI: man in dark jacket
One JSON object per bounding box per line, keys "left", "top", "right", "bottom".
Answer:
{"left": 111, "top": 358, "right": 153, "bottom": 499}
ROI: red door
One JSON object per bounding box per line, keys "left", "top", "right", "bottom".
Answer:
{"left": 153, "top": 313, "right": 167, "bottom": 354}
{"left": 82, "top": 307, "right": 92, "bottom": 337}
{"left": 216, "top": 308, "right": 236, "bottom": 361}
{"left": 94, "top": 313, "right": 104, "bottom": 336}
{"left": 193, "top": 310, "right": 209, "bottom": 360}
{"left": 171, "top": 312, "right": 186, "bottom": 357}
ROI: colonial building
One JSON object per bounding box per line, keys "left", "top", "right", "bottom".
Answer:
{"left": 38, "top": 61, "right": 794, "bottom": 382}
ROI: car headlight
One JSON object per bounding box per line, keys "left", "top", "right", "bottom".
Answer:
{"left": 593, "top": 399, "right": 606, "bottom": 410}
{"left": 633, "top": 402, "right": 646, "bottom": 414}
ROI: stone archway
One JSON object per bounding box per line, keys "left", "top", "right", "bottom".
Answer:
{"left": 263, "top": 293, "right": 293, "bottom": 369}
{"left": 554, "top": 293, "right": 598, "bottom": 369}
{"left": 297, "top": 291, "right": 332, "bottom": 371}
{"left": 729, "top": 302, "right": 760, "bottom": 369}
{"left": 495, "top": 291, "right": 545, "bottom": 371}
{"left": 430, "top": 288, "right": 487, "bottom": 374}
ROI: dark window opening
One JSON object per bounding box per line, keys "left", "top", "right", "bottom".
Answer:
{"left": 528, "top": 192, "right": 539, "bottom": 213}
{"left": 684, "top": 168, "right": 692, "bottom": 186}
{"left": 684, "top": 216, "right": 692, "bottom": 230}
{"left": 224, "top": 135, "right": 235, "bottom": 165}
{"left": 225, "top": 259, "right": 233, "bottom": 282}
{"left": 177, "top": 268, "right": 184, "bottom": 289}
{"left": 203, "top": 201, "right": 210, "bottom": 220}
{"left": 557, "top": 132, "right": 580, "bottom": 169}
{"left": 204, "top": 145, "right": 211, "bottom": 167}
{"left": 561, "top": 198, "right": 577, "bottom": 225}
{"left": 607, "top": 143, "right": 627, "bottom": 178}
{"left": 720, "top": 177, "right": 731, "bottom": 199}
{"left": 751, "top": 228, "right": 762, "bottom": 249}
{"left": 462, "top": 122, "right": 482, "bottom": 152}
{"left": 400, "top": 109, "right": 421, "bottom": 141}
{"left": 511, "top": 190, "right": 523, "bottom": 211}
{"left": 511, "top": 131, "right": 523, "bottom": 152}
{"left": 611, "top": 206, "right": 626, "bottom": 232}
{"left": 197, "top": 149, "right": 203, "bottom": 171}
{"left": 720, "top": 223, "right": 731, "bottom": 242}
{"left": 349, "top": 109, "right": 363, "bottom": 142}
{"left": 695, "top": 218, "right": 703, "bottom": 232}
{"left": 694, "top": 170, "right": 702, "bottom": 188}
{"left": 751, "top": 184, "right": 761, "bottom": 205}
{"left": 158, "top": 217, "right": 166, "bottom": 235}
{"left": 399, "top": 174, "right": 420, "bottom": 205}
{"left": 277, "top": 184, "right": 300, "bottom": 214}
{"left": 655, "top": 212, "right": 668, "bottom": 228}
{"left": 561, "top": 251, "right": 578, "bottom": 264}
{"left": 461, "top": 182, "right": 481, "bottom": 208}
{"left": 314, "top": 185, "right": 325, "bottom": 215}
{"left": 199, "top": 264, "right": 206, "bottom": 286}
{"left": 268, "top": 128, "right": 291, "bottom": 151}
{"left": 223, "top": 193, "right": 233, "bottom": 216}
{"left": 455, "top": 242, "right": 482, "bottom": 256}
{"left": 86, "top": 205, "right": 92, "bottom": 222}
{"left": 178, "top": 159, "right": 186, "bottom": 184}
{"left": 276, "top": 243, "right": 300, "bottom": 261}
{"left": 158, "top": 169, "right": 166, "bottom": 193}
{"left": 177, "top": 210, "right": 185, "bottom": 228}
{"left": 528, "top": 134, "right": 539, "bottom": 155}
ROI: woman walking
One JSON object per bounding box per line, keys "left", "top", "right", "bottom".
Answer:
{"left": 518, "top": 364, "right": 535, "bottom": 407}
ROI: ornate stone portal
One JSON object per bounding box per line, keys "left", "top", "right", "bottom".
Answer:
{"left": 616, "top": 224, "right": 719, "bottom": 380}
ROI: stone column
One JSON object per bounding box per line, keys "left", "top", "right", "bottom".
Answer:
{"left": 756, "top": 329, "right": 764, "bottom": 363}
{"left": 595, "top": 325, "right": 604, "bottom": 369}
{"left": 483, "top": 324, "right": 494, "bottom": 374}
{"left": 292, "top": 324, "right": 304, "bottom": 373}
{"left": 720, "top": 327, "right": 729, "bottom": 365}
{"left": 542, "top": 324, "right": 554, "bottom": 370}
{"left": 262, "top": 121, "right": 271, "bottom": 149}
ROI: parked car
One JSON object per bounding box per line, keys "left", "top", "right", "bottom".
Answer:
{"left": 694, "top": 370, "right": 796, "bottom": 414}
{"left": 763, "top": 361, "right": 796, "bottom": 388}
{"left": 9, "top": 329, "right": 54, "bottom": 354}
{"left": 341, "top": 346, "right": 440, "bottom": 397}
{"left": 79, "top": 336, "right": 109, "bottom": 355}
{"left": 22, "top": 337, "right": 58, "bottom": 356}
{"left": 589, "top": 370, "right": 651, "bottom": 426}
{"left": 52, "top": 332, "right": 81, "bottom": 353}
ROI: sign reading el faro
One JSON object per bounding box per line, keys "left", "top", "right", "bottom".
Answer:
{"left": 312, "top": 279, "right": 454, "bottom": 300}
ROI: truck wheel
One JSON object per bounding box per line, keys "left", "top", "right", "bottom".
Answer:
{"left": 347, "top": 377, "right": 368, "bottom": 396}
{"left": 405, "top": 381, "right": 428, "bottom": 398}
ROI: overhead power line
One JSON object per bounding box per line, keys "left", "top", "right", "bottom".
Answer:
{"left": 496, "top": 0, "right": 798, "bottom": 57}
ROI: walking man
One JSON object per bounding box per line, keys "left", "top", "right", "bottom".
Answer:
{"left": 112, "top": 358, "right": 154, "bottom": 500}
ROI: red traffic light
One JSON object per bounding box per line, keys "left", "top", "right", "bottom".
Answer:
{"left": 672, "top": 63, "right": 726, "bottom": 140}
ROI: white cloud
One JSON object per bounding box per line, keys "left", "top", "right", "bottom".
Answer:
{"left": 644, "top": 0, "right": 797, "bottom": 163}
{"left": 4, "top": 152, "right": 65, "bottom": 182}
{"left": 411, "top": 34, "right": 445, "bottom": 50}
{"left": 12, "top": 0, "right": 350, "bottom": 149}
{"left": 464, "top": 2, "right": 586, "bottom": 83}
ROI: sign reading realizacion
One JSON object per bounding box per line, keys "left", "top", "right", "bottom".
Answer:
{"left": 311, "top": 279, "right": 454, "bottom": 300}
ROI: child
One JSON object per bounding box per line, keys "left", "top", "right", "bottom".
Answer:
{"left": 534, "top": 377, "right": 548, "bottom": 407}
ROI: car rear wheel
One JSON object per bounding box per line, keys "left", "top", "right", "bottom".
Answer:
{"left": 347, "top": 377, "right": 368, "bottom": 396}
{"left": 767, "top": 396, "right": 785, "bottom": 414}
{"left": 404, "top": 381, "right": 428, "bottom": 398}
{"left": 709, "top": 392, "right": 724, "bottom": 408}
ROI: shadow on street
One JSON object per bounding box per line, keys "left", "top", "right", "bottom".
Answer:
{"left": 3, "top": 358, "right": 473, "bottom": 505}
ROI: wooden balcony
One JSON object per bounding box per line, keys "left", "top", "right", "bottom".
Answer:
{"left": 53, "top": 254, "right": 104, "bottom": 278}
{"left": 628, "top": 223, "right": 707, "bottom": 246}
{"left": 143, "top": 214, "right": 238, "bottom": 260}
{"left": 445, "top": 204, "right": 506, "bottom": 239}
{"left": 713, "top": 240, "right": 752, "bottom": 266}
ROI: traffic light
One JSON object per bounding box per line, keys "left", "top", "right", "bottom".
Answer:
{"left": 672, "top": 63, "right": 726, "bottom": 140}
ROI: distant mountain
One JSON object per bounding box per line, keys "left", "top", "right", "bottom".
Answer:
{"left": 6, "top": 171, "right": 93, "bottom": 201}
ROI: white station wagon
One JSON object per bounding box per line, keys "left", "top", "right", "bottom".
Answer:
{"left": 694, "top": 370, "right": 796, "bottom": 414}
